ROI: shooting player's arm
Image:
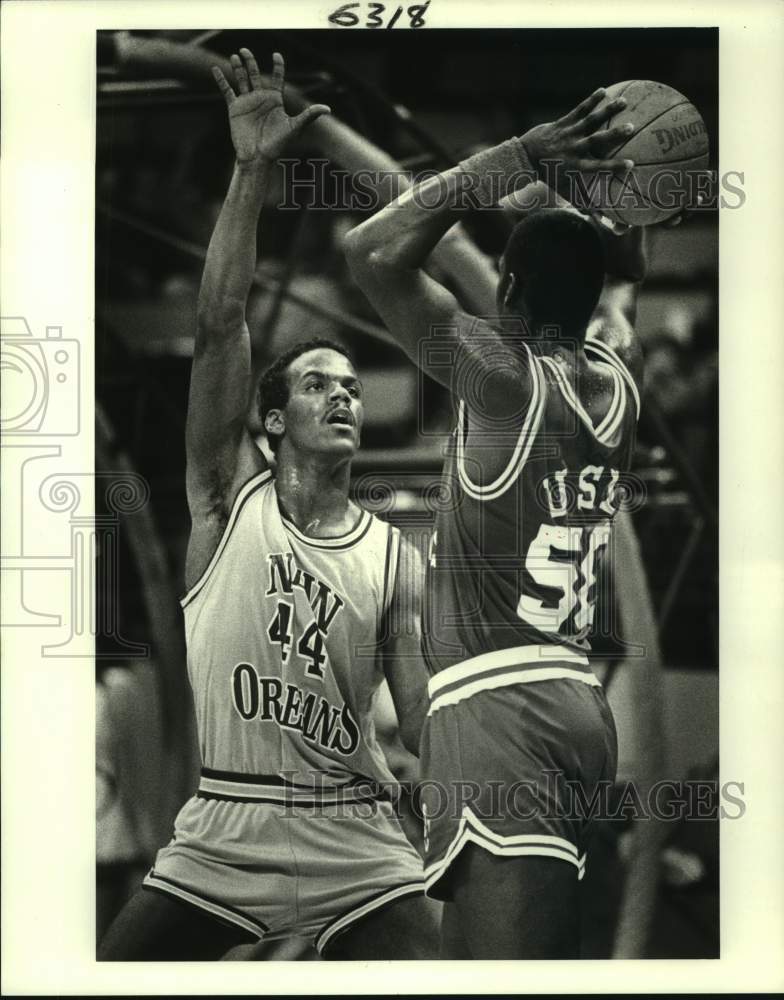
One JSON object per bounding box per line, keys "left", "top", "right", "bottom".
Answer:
{"left": 381, "top": 536, "right": 429, "bottom": 758}
{"left": 586, "top": 224, "right": 648, "bottom": 391}
{"left": 345, "top": 87, "right": 633, "bottom": 391}
{"left": 344, "top": 164, "right": 491, "bottom": 389}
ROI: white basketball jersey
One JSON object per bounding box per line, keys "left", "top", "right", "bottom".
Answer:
{"left": 181, "top": 471, "right": 401, "bottom": 789}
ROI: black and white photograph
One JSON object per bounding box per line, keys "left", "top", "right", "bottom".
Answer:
{"left": 1, "top": 1, "right": 783, "bottom": 993}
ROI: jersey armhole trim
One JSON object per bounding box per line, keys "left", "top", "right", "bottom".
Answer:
{"left": 593, "top": 365, "right": 627, "bottom": 446}
{"left": 585, "top": 336, "right": 641, "bottom": 419}
{"left": 541, "top": 354, "right": 627, "bottom": 447}
{"left": 181, "top": 469, "right": 273, "bottom": 609}
{"left": 456, "top": 346, "right": 546, "bottom": 502}
{"left": 381, "top": 525, "right": 402, "bottom": 618}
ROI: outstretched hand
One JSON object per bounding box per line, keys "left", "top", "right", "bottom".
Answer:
{"left": 212, "top": 49, "right": 331, "bottom": 163}
{"left": 521, "top": 88, "right": 634, "bottom": 177}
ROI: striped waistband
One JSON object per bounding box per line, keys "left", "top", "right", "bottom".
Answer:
{"left": 427, "top": 645, "right": 598, "bottom": 716}
{"left": 197, "top": 768, "right": 393, "bottom": 806}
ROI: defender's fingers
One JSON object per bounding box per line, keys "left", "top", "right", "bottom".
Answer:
{"left": 240, "top": 47, "right": 262, "bottom": 88}
{"left": 271, "top": 52, "right": 285, "bottom": 91}
{"left": 580, "top": 97, "right": 628, "bottom": 134}
{"left": 211, "top": 66, "right": 235, "bottom": 104}
{"left": 230, "top": 53, "right": 250, "bottom": 94}
{"left": 291, "top": 104, "right": 331, "bottom": 131}
{"left": 558, "top": 87, "right": 605, "bottom": 126}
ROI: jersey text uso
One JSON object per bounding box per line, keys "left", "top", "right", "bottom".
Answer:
{"left": 423, "top": 337, "right": 640, "bottom": 696}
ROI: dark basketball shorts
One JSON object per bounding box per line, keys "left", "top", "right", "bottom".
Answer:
{"left": 419, "top": 646, "right": 618, "bottom": 900}
{"left": 143, "top": 772, "right": 426, "bottom": 955}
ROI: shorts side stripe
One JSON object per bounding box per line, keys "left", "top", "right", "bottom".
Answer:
{"left": 314, "top": 881, "right": 425, "bottom": 955}
{"left": 462, "top": 809, "right": 579, "bottom": 855}
{"left": 424, "top": 809, "right": 586, "bottom": 896}
{"left": 143, "top": 870, "right": 268, "bottom": 938}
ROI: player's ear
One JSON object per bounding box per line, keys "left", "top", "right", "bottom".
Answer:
{"left": 265, "top": 409, "right": 285, "bottom": 438}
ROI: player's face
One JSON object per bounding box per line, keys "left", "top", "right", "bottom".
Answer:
{"left": 280, "top": 348, "right": 363, "bottom": 457}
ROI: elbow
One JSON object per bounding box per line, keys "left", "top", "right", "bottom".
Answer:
{"left": 343, "top": 224, "right": 392, "bottom": 277}
{"left": 342, "top": 225, "right": 367, "bottom": 277}
{"left": 196, "top": 298, "right": 245, "bottom": 340}
{"left": 342, "top": 223, "right": 364, "bottom": 261}
{"left": 342, "top": 222, "right": 373, "bottom": 263}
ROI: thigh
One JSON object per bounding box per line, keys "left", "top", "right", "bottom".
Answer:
{"left": 98, "top": 886, "right": 254, "bottom": 961}
{"left": 450, "top": 844, "right": 580, "bottom": 959}
{"left": 326, "top": 894, "right": 441, "bottom": 960}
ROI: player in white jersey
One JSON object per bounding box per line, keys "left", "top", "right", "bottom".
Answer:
{"left": 99, "top": 48, "right": 438, "bottom": 961}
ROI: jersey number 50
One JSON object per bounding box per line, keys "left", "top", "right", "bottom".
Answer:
{"left": 516, "top": 521, "right": 611, "bottom": 636}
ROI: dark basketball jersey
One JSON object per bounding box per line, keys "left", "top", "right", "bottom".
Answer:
{"left": 423, "top": 337, "right": 640, "bottom": 690}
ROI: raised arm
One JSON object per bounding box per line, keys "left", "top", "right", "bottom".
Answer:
{"left": 184, "top": 49, "right": 328, "bottom": 588}
{"left": 586, "top": 222, "right": 648, "bottom": 391}
{"left": 344, "top": 87, "right": 634, "bottom": 389}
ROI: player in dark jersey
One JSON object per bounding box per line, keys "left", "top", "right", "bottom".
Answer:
{"left": 345, "top": 90, "right": 653, "bottom": 957}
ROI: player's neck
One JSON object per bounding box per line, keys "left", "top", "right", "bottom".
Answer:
{"left": 274, "top": 454, "right": 353, "bottom": 533}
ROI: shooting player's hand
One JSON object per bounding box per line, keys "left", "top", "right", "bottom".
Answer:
{"left": 212, "top": 49, "right": 331, "bottom": 163}
{"left": 521, "top": 88, "right": 634, "bottom": 177}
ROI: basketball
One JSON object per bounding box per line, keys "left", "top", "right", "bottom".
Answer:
{"left": 584, "top": 80, "right": 709, "bottom": 226}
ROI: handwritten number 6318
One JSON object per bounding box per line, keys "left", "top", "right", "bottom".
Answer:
{"left": 328, "top": 2, "right": 430, "bottom": 28}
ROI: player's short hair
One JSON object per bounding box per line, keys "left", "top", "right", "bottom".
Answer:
{"left": 502, "top": 209, "right": 606, "bottom": 341}
{"left": 257, "top": 337, "right": 355, "bottom": 453}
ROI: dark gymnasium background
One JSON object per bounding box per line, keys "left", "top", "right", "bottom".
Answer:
{"left": 95, "top": 27, "right": 719, "bottom": 959}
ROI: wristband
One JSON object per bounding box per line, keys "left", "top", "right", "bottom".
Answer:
{"left": 456, "top": 138, "right": 537, "bottom": 208}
